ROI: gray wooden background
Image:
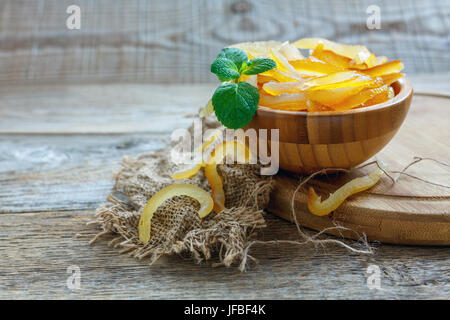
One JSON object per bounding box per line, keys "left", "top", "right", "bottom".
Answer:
{"left": 0, "top": 0, "right": 449, "bottom": 85}
{"left": 0, "top": 1, "right": 449, "bottom": 299}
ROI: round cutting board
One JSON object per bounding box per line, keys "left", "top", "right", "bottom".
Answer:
{"left": 268, "top": 94, "right": 450, "bottom": 245}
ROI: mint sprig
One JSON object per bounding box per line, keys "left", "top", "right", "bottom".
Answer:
{"left": 210, "top": 48, "right": 276, "bottom": 129}
{"left": 241, "top": 58, "right": 276, "bottom": 75}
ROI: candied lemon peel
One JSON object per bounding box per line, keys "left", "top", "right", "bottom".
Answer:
{"left": 230, "top": 38, "right": 404, "bottom": 112}
{"left": 307, "top": 163, "right": 387, "bottom": 216}
{"left": 138, "top": 184, "right": 214, "bottom": 244}
{"left": 206, "top": 140, "right": 252, "bottom": 213}
{"left": 171, "top": 128, "right": 223, "bottom": 180}
{"left": 139, "top": 130, "right": 253, "bottom": 242}
{"left": 170, "top": 129, "right": 251, "bottom": 212}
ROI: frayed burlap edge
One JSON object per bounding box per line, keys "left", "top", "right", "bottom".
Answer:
{"left": 88, "top": 149, "right": 274, "bottom": 270}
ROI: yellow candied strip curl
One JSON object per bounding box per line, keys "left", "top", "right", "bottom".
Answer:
{"left": 199, "top": 99, "right": 214, "bottom": 118}
{"left": 293, "top": 38, "right": 373, "bottom": 65}
{"left": 207, "top": 140, "right": 252, "bottom": 165}
{"left": 307, "top": 165, "right": 385, "bottom": 216}
{"left": 205, "top": 140, "right": 252, "bottom": 213}
{"left": 138, "top": 184, "right": 214, "bottom": 244}
{"left": 171, "top": 129, "right": 223, "bottom": 180}
{"left": 171, "top": 163, "right": 203, "bottom": 180}
{"left": 269, "top": 48, "right": 299, "bottom": 77}
{"left": 262, "top": 81, "right": 305, "bottom": 95}
{"left": 205, "top": 163, "right": 226, "bottom": 213}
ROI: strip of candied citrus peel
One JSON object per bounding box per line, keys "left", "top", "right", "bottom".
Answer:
{"left": 332, "top": 85, "right": 390, "bottom": 111}
{"left": 279, "top": 41, "right": 304, "bottom": 60}
{"left": 307, "top": 165, "right": 385, "bottom": 216}
{"left": 380, "top": 73, "right": 403, "bottom": 86}
{"left": 305, "top": 85, "right": 367, "bottom": 106}
{"left": 228, "top": 41, "right": 283, "bottom": 58}
{"left": 311, "top": 44, "right": 354, "bottom": 69}
{"left": 205, "top": 140, "right": 252, "bottom": 213}
{"left": 360, "top": 61, "right": 404, "bottom": 77}
{"left": 138, "top": 184, "right": 214, "bottom": 243}
{"left": 310, "top": 43, "right": 386, "bottom": 70}
{"left": 262, "top": 69, "right": 303, "bottom": 82}
{"left": 262, "top": 81, "right": 305, "bottom": 95}
{"left": 269, "top": 48, "right": 300, "bottom": 77}
{"left": 306, "top": 100, "right": 333, "bottom": 112}
{"left": 257, "top": 74, "right": 275, "bottom": 85}
{"left": 293, "top": 38, "right": 373, "bottom": 64}
{"left": 364, "top": 86, "right": 394, "bottom": 106}
{"left": 171, "top": 163, "right": 203, "bottom": 180}
{"left": 204, "top": 164, "right": 226, "bottom": 213}
{"left": 290, "top": 58, "right": 343, "bottom": 75}
{"left": 259, "top": 92, "right": 307, "bottom": 110}
{"left": 171, "top": 128, "right": 223, "bottom": 180}
{"left": 199, "top": 99, "right": 214, "bottom": 118}
{"left": 207, "top": 140, "right": 252, "bottom": 166}
{"left": 303, "top": 71, "right": 374, "bottom": 91}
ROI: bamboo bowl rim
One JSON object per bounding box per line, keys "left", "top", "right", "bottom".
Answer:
{"left": 256, "top": 76, "right": 413, "bottom": 117}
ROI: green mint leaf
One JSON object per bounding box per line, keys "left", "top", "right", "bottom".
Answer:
{"left": 210, "top": 58, "right": 240, "bottom": 82}
{"left": 217, "top": 48, "right": 248, "bottom": 70}
{"left": 241, "top": 58, "right": 276, "bottom": 75}
{"left": 212, "top": 82, "right": 259, "bottom": 129}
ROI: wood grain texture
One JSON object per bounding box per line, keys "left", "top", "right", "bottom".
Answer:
{"left": 0, "top": 0, "right": 449, "bottom": 84}
{"left": 266, "top": 83, "right": 450, "bottom": 245}
{"left": 0, "top": 83, "right": 449, "bottom": 299}
{"left": 247, "top": 78, "right": 413, "bottom": 173}
{"left": 0, "top": 84, "right": 214, "bottom": 134}
{"left": 0, "top": 210, "right": 449, "bottom": 299}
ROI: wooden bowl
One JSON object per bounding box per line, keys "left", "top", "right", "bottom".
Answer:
{"left": 246, "top": 77, "right": 413, "bottom": 174}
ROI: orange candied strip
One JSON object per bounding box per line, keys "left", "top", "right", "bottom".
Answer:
{"left": 295, "top": 38, "right": 373, "bottom": 64}
{"left": 257, "top": 74, "right": 275, "bottom": 85}
{"left": 259, "top": 93, "right": 307, "bottom": 110}
{"left": 269, "top": 48, "right": 299, "bottom": 77}
{"left": 204, "top": 164, "right": 226, "bottom": 213}
{"left": 205, "top": 140, "right": 252, "bottom": 213}
{"left": 279, "top": 42, "right": 304, "bottom": 60}
{"left": 310, "top": 44, "right": 385, "bottom": 70}
{"left": 303, "top": 71, "right": 374, "bottom": 91}
{"left": 380, "top": 72, "right": 403, "bottom": 86}
{"left": 306, "top": 85, "right": 368, "bottom": 106}
{"left": 307, "top": 165, "right": 385, "bottom": 216}
{"left": 360, "top": 61, "right": 404, "bottom": 77}
{"left": 331, "top": 85, "right": 390, "bottom": 111}
{"left": 290, "top": 57, "right": 343, "bottom": 75}
{"left": 306, "top": 100, "right": 333, "bottom": 112}
{"left": 310, "top": 44, "right": 353, "bottom": 69}
{"left": 138, "top": 184, "right": 214, "bottom": 243}
{"left": 364, "top": 86, "right": 395, "bottom": 106}
{"left": 262, "top": 81, "right": 305, "bottom": 95}
{"left": 262, "top": 68, "right": 303, "bottom": 82}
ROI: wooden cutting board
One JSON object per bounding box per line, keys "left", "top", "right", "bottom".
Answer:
{"left": 268, "top": 94, "right": 450, "bottom": 245}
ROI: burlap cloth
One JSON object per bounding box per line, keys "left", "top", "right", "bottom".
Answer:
{"left": 89, "top": 116, "right": 274, "bottom": 269}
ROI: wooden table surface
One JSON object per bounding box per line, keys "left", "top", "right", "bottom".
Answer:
{"left": 0, "top": 78, "right": 449, "bottom": 299}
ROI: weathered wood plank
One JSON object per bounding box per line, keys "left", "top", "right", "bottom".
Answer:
{"left": 0, "top": 82, "right": 448, "bottom": 299}
{"left": 0, "top": 210, "right": 448, "bottom": 299}
{"left": 0, "top": 0, "right": 449, "bottom": 84}
{"left": 0, "top": 133, "right": 166, "bottom": 213}
{"left": 0, "top": 84, "right": 213, "bottom": 134}
{"left": 1, "top": 83, "right": 448, "bottom": 213}
{"left": 0, "top": 80, "right": 447, "bottom": 135}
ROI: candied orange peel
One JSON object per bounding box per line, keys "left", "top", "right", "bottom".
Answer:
{"left": 232, "top": 38, "right": 404, "bottom": 112}
{"left": 138, "top": 184, "right": 214, "bottom": 243}
{"left": 171, "top": 128, "right": 223, "bottom": 180}
{"left": 206, "top": 140, "right": 252, "bottom": 213}
{"left": 307, "top": 164, "right": 386, "bottom": 216}
{"left": 171, "top": 128, "right": 251, "bottom": 214}
{"left": 293, "top": 38, "right": 373, "bottom": 65}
